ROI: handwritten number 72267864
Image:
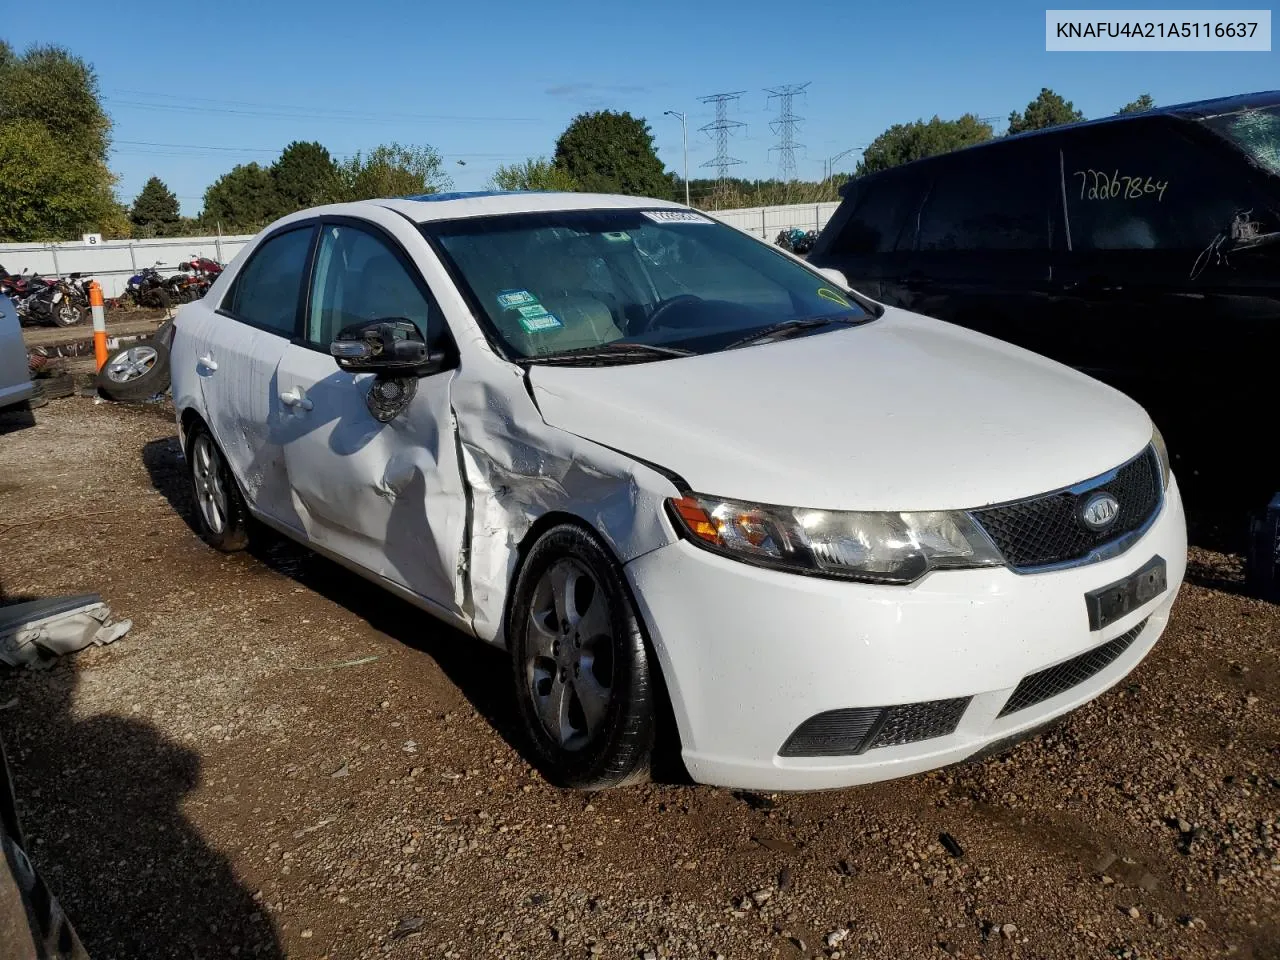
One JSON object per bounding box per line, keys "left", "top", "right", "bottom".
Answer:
{"left": 1073, "top": 169, "right": 1169, "bottom": 202}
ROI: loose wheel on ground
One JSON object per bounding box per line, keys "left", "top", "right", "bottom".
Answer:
{"left": 508, "top": 522, "right": 658, "bottom": 789}
{"left": 97, "top": 340, "right": 170, "bottom": 401}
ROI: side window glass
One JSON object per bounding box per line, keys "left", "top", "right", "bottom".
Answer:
{"left": 308, "top": 224, "right": 434, "bottom": 347}
{"left": 918, "top": 151, "right": 1049, "bottom": 251}
{"left": 1062, "top": 122, "right": 1279, "bottom": 251}
{"left": 833, "top": 178, "right": 921, "bottom": 255}
{"left": 224, "top": 226, "right": 313, "bottom": 334}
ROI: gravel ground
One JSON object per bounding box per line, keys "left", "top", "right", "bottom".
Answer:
{"left": 0, "top": 397, "right": 1275, "bottom": 960}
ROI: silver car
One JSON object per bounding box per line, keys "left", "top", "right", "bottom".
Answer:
{"left": 0, "top": 294, "right": 33, "bottom": 410}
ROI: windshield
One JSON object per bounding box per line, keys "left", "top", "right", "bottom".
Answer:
{"left": 1203, "top": 105, "right": 1280, "bottom": 176}
{"left": 422, "top": 209, "right": 872, "bottom": 361}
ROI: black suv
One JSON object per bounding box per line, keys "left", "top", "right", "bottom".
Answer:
{"left": 809, "top": 91, "right": 1280, "bottom": 533}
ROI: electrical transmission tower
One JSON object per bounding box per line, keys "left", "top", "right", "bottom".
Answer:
{"left": 765, "top": 82, "right": 810, "bottom": 182}
{"left": 698, "top": 92, "right": 746, "bottom": 195}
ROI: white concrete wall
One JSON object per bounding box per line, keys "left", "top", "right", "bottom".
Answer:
{"left": 0, "top": 201, "right": 841, "bottom": 299}
{"left": 0, "top": 235, "right": 254, "bottom": 299}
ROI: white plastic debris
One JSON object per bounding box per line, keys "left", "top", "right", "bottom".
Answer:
{"left": 0, "top": 595, "right": 131, "bottom": 669}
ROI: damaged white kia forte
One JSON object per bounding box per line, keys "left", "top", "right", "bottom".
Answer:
{"left": 170, "top": 191, "right": 1187, "bottom": 791}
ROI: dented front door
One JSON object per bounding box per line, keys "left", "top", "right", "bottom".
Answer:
{"left": 273, "top": 220, "right": 468, "bottom": 618}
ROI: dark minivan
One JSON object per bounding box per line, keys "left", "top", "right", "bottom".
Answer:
{"left": 809, "top": 91, "right": 1280, "bottom": 534}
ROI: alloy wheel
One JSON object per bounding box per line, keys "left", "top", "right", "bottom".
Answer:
{"left": 104, "top": 345, "right": 158, "bottom": 383}
{"left": 525, "top": 558, "right": 616, "bottom": 751}
{"left": 191, "top": 433, "right": 228, "bottom": 535}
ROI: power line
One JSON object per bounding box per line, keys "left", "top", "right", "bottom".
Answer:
{"left": 765, "top": 83, "right": 810, "bottom": 182}
{"left": 697, "top": 92, "right": 746, "bottom": 193}
{"left": 103, "top": 97, "right": 554, "bottom": 126}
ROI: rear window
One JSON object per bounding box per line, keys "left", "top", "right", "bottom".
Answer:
{"left": 1062, "top": 121, "right": 1279, "bottom": 251}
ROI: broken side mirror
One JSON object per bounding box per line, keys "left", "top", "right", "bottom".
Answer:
{"left": 330, "top": 318, "right": 446, "bottom": 378}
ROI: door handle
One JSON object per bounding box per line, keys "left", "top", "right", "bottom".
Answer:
{"left": 279, "top": 388, "right": 313, "bottom": 411}
{"left": 196, "top": 354, "right": 218, "bottom": 373}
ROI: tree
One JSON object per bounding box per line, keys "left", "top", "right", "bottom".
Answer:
{"left": 200, "top": 163, "right": 279, "bottom": 232}
{"left": 1007, "top": 88, "right": 1084, "bottom": 135}
{"left": 339, "top": 143, "right": 451, "bottom": 200}
{"left": 856, "top": 114, "right": 995, "bottom": 176}
{"left": 271, "top": 140, "right": 340, "bottom": 212}
{"left": 1118, "top": 94, "right": 1156, "bottom": 115}
{"left": 0, "top": 43, "right": 123, "bottom": 239}
{"left": 554, "top": 111, "right": 670, "bottom": 197}
{"left": 489, "top": 157, "right": 578, "bottom": 192}
{"left": 130, "top": 176, "right": 180, "bottom": 237}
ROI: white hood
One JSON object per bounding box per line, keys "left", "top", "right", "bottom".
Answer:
{"left": 528, "top": 308, "right": 1154, "bottom": 512}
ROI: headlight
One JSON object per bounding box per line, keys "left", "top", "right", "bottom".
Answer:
{"left": 667, "top": 494, "right": 1004, "bottom": 584}
{"left": 1151, "top": 426, "right": 1172, "bottom": 490}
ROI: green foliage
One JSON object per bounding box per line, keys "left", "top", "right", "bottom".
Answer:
{"left": 554, "top": 111, "right": 670, "bottom": 197}
{"left": 130, "top": 176, "right": 180, "bottom": 237}
{"left": 489, "top": 157, "right": 578, "bottom": 192}
{"left": 339, "top": 143, "right": 451, "bottom": 201}
{"left": 1118, "top": 94, "right": 1156, "bottom": 115}
{"left": 856, "top": 115, "right": 994, "bottom": 176}
{"left": 200, "top": 162, "right": 279, "bottom": 233}
{"left": 0, "top": 120, "right": 117, "bottom": 240}
{"left": 1007, "top": 88, "right": 1085, "bottom": 135}
{"left": 0, "top": 43, "right": 122, "bottom": 240}
{"left": 272, "top": 140, "right": 341, "bottom": 210}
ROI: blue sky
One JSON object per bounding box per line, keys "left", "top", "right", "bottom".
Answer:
{"left": 8, "top": 0, "right": 1278, "bottom": 215}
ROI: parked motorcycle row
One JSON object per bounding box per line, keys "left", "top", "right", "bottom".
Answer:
{"left": 0, "top": 257, "right": 223, "bottom": 327}
{"left": 125, "top": 257, "right": 223, "bottom": 310}
{"left": 0, "top": 266, "right": 91, "bottom": 327}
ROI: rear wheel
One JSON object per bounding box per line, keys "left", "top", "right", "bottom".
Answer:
{"left": 186, "top": 423, "right": 250, "bottom": 551}
{"left": 508, "top": 523, "right": 656, "bottom": 789}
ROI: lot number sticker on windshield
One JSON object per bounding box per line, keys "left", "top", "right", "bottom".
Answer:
{"left": 641, "top": 210, "right": 713, "bottom": 225}
{"left": 519, "top": 311, "right": 562, "bottom": 333}
{"left": 497, "top": 289, "right": 539, "bottom": 309}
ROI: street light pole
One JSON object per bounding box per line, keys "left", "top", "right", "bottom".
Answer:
{"left": 664, "top": 110, "right": 689, "bottom": 206}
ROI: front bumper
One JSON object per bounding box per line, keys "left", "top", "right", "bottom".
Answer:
{"left": 625, "top": 478, "right": 1187, "bottom": 791}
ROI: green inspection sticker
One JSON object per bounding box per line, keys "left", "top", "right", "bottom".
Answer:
{"left": 517, "top": 303, "right": 550, "bottom": 318}
{"left": 519, "top": 312, "right": 562, "bottom": 333}
{"left": 496, "top": 289, "right": 538, "bottom": 309}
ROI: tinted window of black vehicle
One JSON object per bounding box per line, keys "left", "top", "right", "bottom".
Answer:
{"left": 917, "top": 149, "right": 1050, "bottom": 251}
{"left": 829, "top": 176, "right": 922, "bottom": 255}
{"left": 1063, "top": 121, "right": 1278, "bottom": 251}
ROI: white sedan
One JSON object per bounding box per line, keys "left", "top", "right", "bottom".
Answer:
{"left": 170, "top": 191, "right": 1187, "bottom": 791}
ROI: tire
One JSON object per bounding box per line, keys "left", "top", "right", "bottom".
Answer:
{"left": 31, "top": 374, "right": 74, "bottom": 402}
{"left": 185, "top": 422, "right": 250, "bottom": 552}
{"left": 507, "top": 523, "right": 656, "bottom": 789}
{"left": 50, "top": 299, "right": 85, "bottom": 327}
{"left": 96, "top": 340, "right": 171, "bottom": 401}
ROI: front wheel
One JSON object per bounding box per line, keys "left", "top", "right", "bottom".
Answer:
{"left": 51, "top": 299, "right": 85, "bottom": 326}
{"left": 508, "top": 524, "right": 656, "bottom": 789}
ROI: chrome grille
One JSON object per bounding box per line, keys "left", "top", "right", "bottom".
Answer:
{"left": 970, "top": 447, "right": 1161, "bottom": 570}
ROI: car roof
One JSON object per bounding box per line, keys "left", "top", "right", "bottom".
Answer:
{"left": 845, "top": 89, "right": 1280, "bottom": 191}
{"left": 372, "top": 190, "right": 687, "bottom": 223}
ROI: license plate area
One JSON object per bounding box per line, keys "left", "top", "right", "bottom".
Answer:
{"left": 1085, "top": 555, "right": 1166, "bottom": 631}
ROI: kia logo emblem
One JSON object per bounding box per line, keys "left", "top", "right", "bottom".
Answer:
{"left": 1080, "top": 492, "right": 1120, "bottom": 531}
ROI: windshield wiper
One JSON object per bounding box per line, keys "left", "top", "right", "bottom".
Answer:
{"left": 725, "top": 316, "right": 863, "bottom": 350}
{"left": 523, "top": 341, "right": 694, "bottom": 366}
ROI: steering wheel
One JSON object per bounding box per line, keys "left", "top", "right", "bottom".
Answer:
{"left": 639, "top": 294, "right": 704, "bottom": 333}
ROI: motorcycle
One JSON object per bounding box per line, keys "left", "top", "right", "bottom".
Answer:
{"left": 126, "top": 263, "right": 171, "bottom": 310}
{"left": 169, "top": 256, "right": 222, "bottom": 302}
{"left": 775, "top": 228, "right": 818, "bottom": 255}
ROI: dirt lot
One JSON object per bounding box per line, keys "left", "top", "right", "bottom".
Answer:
{"left": 0, "top": 397, "right": 1275, "bottom": 960}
